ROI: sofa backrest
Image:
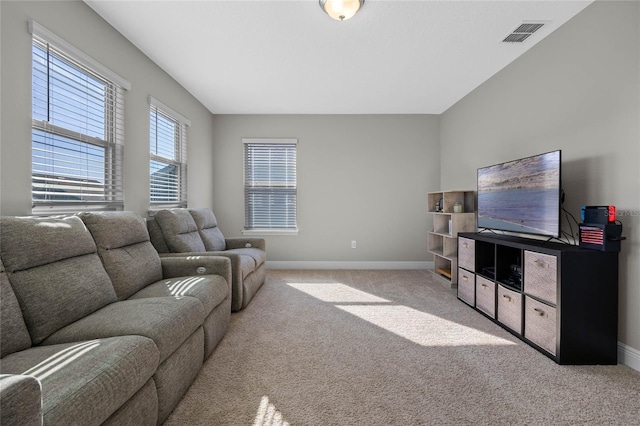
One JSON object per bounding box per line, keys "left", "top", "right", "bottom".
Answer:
{"left": 189, "top": 208, "right": 226, "bottom": 251}
{"left": 147, "top": 217, "right": 170, "bottom": 253}
{"left": 0, "top": 216, "right": 117, "bottom": 344}
{"left": 154, "top": 209, "right": 206, "bottom": 253}
{"left": 0, "top": 258, "right": 32, "bottom": 357}
{"left": 79, "top": 211, "right": 163, "bottom": 300}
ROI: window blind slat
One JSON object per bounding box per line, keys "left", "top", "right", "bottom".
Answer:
{"left": 31, "top": 32, "right": 125, "bottom": 209}
{"left": 149, "top": 102, "right": 188, "bottom": 206}
{"left": 243, "top": 141, "right": 297, "bottom": 230}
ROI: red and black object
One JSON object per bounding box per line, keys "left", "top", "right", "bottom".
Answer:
{"left": 579, "top": 223, "right": 624, "bottom": 252}
{"left": 580, "top": 205, "right": 616, "bottom": 224}
{"left": 579, "top": 205, "right": 625, "bottom": 252}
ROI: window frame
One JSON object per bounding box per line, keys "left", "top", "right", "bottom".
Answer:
{"left": 242, "top": 138, "right": 298, "bottom": 236}
{"left": 29, "top": 20, "right": 130, "bottom": 214}
{"left": 148, "top": 96, "right": 190, "bottom": 210}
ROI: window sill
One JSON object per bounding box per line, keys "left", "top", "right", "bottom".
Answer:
{"left": 148, "top": 205, "right": 187, "bottom": 217}
{"left": 32, "top": 204, "right": 122, "bottom": 216}
{"left": 242, "top": 228, "right": 298, "bottom": 236}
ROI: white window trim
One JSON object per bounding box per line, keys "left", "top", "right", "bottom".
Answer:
{"left": 242, "top": 228, "right": 299, "bottom": 236}
{"left": 242, "top": 138, "right": 298, "bottom": 236}
{"left": 242, "top": 138, "right": 297, "bottom": 145}
{"left": 148, "top": 96, "right": 189, "bottom": 210}
{"left": 28, "top": 20, "right": 131, "bottom": 91}
{"left": 148, "top": 96, "right": 191, "bottom": 127}
{"left": 29, "top": 20, "right": 128, "bottom": 214}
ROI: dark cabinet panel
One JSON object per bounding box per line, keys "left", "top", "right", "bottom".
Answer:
{"left": 457, "top": 232, "right": 618, "bottom": 365}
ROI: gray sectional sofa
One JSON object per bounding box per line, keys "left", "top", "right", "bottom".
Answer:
{"left": 147, "top": 208, "right": 266, "bottom": 311}
{"left": 0, "top": 211, "right": 232, "bottom": 425}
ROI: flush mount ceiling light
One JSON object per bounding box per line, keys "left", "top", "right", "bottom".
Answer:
{"left": 319, "top": 0, "right": 364, "bottom": 21}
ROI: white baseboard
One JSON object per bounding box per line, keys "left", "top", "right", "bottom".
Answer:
{"left": 266, "top": 261, "right": 434, "bottom": 270}
{"left": 618, "top": 342, "right": 640, "bottom": 372}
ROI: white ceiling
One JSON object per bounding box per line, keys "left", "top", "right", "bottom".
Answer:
{"left": 85, "top": 0, "right": 592, "bottom": 115}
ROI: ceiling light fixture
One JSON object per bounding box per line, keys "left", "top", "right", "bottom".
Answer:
{"left": 319, "top": 0, "right": 364, "bottom": 21}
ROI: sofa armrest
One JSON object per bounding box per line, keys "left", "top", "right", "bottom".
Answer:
{"left": 160, "top": 256, "right": 232, "bottom": 292}
{"left": 159, "top": 252, "right": 244, "bottom": 311}
{"left": 225, "top": 237, "right": 265, "bottom": 251}
{"left": 0, "top": 374, "right": 43, "bottom": 426}
{"left": 158, "top": 252, "right": 241, "bottom": 271}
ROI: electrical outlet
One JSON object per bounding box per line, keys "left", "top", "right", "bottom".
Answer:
{"left": 351, "top": 240, "right": 357, "bottom": 249}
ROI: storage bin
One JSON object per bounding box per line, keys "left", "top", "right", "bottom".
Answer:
{"left": 524, "top": 251, "right": 557, "bottom": 305}
{"left": 458, "top": 237, "right": 475, "bottom": 271}
{"left": 525, "top": 296, "right": 557, "bottom": 356}
{"left": 457, "top": 268, "right": 475, "bottom": 306}
{"left": 497, "top": 284, "right": 522, "bottom": 334}
{"left": 475, "top": 276, "right": 495, "bottom": 318}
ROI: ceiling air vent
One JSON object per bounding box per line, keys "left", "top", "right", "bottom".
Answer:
{"left": 502, "top": 22, "right": 545, "bottom": 43}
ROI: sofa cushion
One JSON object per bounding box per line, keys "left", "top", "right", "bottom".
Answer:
{"left": 95, "top": 241, "right": 162, "bottom": 300}
{"left": 42, "top": 297, "right": 205, "bottom": 363}
{"left": 129, "top": 275, "right": 228, "bottom": 315}
{"left": 0, "top": 216, "right": 117, "bottom": 344}
{"left": 0, "top": 262, "right": 31, "bottom": 358}
{"left": 0, "top": 336, "right": 158, "bottom": 426}
{"left": 10, "top": 256, "right": 118, "bottom": 345}
{"left": 154, "top": 209, "right": 206, "bottom": 253}
{"left": 189, "top": 208, "right": 226, "bottom": 251}
{"left": 79, "top": 212, "right": 163, "bottom": 300}
{"left": 0, "top": 215, "right": 97, "bottom": 271}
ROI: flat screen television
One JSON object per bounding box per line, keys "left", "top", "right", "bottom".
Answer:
{"left": 477, "top": 150, "right": 562, "bottom": 238}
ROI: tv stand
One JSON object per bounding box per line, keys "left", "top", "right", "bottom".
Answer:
{"left": 457, "top": 232, "right": 618, "bottom": 364}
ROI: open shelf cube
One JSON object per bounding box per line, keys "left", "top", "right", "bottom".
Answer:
{"left": 427, "top": 190, "right": 476, "bottom": 288}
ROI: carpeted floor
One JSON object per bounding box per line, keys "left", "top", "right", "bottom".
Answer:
{"left": 164, "top": 269, "right": 640, "bottom": 425}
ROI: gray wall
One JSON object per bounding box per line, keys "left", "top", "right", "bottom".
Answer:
{"left": 0, "top": 1, "right": 439, "bottom": 267}
{"left": 211, "top": 115, "right": 440, "bottom": 264}
{"left": 440, "top": 1, "right": 640, "bottom": 351}
{"left": 0, "top": 0, "right": 215, "bottom": 217}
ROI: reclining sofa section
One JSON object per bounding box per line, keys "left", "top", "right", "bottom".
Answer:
{"left": 0, "top": 212, "right": 232, "bottom": 425}
{"left": 148, "top": 208, "right": 266, "bottom": 312}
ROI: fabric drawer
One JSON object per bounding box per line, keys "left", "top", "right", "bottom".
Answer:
{"left": 497, "top": 284, "right": 522, "bottom": 334}
{"left": 524, "top": 296, "right": 557, "bottom": 356}
{"left": 458, "top": 237, "right": 475, "bottom": 271}
{"left": 524, "top": 251, "right": 557, "bottom": 305}
{"left": 457, "top": 268, "right": 475, "bottom": 306}
{"left": 475, "top": 276, "right": 495, "bottom": 318}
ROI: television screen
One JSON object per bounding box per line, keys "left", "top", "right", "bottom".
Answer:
{"left": 477, "top": 150, "right": 561, "bottom": 237}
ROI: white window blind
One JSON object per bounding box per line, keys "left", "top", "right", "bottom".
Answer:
{"left": 243, "top": 139, "right": 297, "bottom": 232}
{"left": 30, "top": 22, "right": 128, "bottom": 211}
{"left": 149, "top": 97, "right": 189, "bottom": 207}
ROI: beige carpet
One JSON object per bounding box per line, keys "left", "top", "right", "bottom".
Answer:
{"left": 165, "top": 269, "right": 640, "bottom": 425}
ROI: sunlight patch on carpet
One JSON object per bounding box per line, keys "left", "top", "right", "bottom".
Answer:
{"left": 253, "top": 396, "right": 290, "bottom": 426}
{"left": 287, "top": 282, "right": 390, "bottom": 303}
{"left": 287, "top": 281, "right": 514, "bottom": 347}
{"left": 337, "top": 304, "right": 516, "bottom": 347}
